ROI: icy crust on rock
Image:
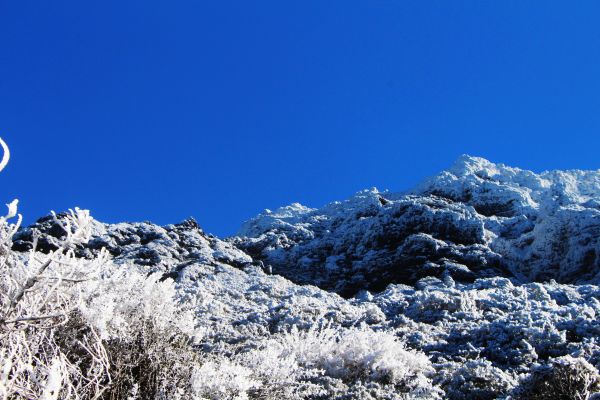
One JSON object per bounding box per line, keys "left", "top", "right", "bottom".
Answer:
{"left": 13, "top": 216, "right": 252, "bottom": 273}
{"left": 233, "top": 190, "right": 504, "bottom": 296}
{"left": 432, "top": 154, "right": 600, "bottom": 209}
{"left": 234, "top": 156, "right": 600, "bottom": 295}
{"left": 416, "top": 155, "right": 600, "bottom": 283}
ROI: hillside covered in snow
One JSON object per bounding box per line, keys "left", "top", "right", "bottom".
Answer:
{"left": 5, "top": 155, "right": 600, "bottom": 399}
{"left": 235, "top": 155, "right": 600, "bottom": 295}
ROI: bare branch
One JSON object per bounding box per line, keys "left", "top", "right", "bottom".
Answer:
{"left": 2, "top": 313, "right": 67, "bottom": 324}
{"left": 40, "top": 276, "right": 94, "bottom": 283}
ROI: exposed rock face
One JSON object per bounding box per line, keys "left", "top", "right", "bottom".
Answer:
{"left": 233, "top": 155, "right": 600, "bottom": 296}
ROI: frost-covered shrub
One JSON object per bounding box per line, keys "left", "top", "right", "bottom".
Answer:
{"left": 0, "top": 205, "right": 112, "bottom": 400}
{"left": 237, "top": 325, "right": 328, "bottom": 399}
{"left": 190, "top": 359, "right": 259, "bottom": 400}
{"left": 238, "top": 324, "right": 439, "bottom": 398}
{"left": 0, "top": 199, "right": 199, "bottom": 399}
{"left": 83, "top": 270, "right": 198, "bottom": 399}
{"left": 321, "top": 326, "right": 433, "bottom": 389}
{"left": 79, "top": 270, "right": 195, "bottom": 340}
{"left": 406, "top": 289, "right": 480, "bottom": 323}
{"left": 439, "top": 359, "right": 517, "bottom": 400}
{"left": 514, "top": 355, "right": 600, "bottom": 400}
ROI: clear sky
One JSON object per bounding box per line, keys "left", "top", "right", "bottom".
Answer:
{"left": 1, "top": 2, "right": 600, "bottom": 236}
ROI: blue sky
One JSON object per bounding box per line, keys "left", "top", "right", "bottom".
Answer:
{"left": 1, "top": 2, "right": 600, "bottom": 236}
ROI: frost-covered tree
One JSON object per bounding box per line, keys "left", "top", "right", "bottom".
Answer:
{"left": 0, "top": 199, "right": 200, "bottom": 399}
{"left": 0, "top": 138, "right": 198, "bottom": 399}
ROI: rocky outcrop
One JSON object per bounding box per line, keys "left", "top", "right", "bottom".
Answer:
{"left": 233, "top": 155, "right": 600, "bottom": 296}
{"left": 12, "top": 215, "right": 252, "bottom": 279}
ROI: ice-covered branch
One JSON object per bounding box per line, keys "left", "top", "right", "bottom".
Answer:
{"left": 0, "top": 137, "right": 9, "bottom": 173}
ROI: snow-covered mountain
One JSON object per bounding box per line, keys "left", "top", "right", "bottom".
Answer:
{"left": 9, "top": 155, "right": 600, "bottom": 399}
{"left": 234, "top": 155, "right": 600, "bottom": 296}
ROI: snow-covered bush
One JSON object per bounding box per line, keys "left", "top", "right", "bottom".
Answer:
{"left": 82, "top": 269, "right": 198, "bottom": 399}
{"left": 190, "top": 359, "right": 259, "bottom": 400}
{"left": 0, "top": 204, "right": 112, "bottom": 399}
{"left": 439, "top": 359, "right": 517, "bottom": 400}
{"left": 0, "top": 197, "right": 198, "bottom": 399}
{"left": 318, "top": 326, "right": 433, "bottom": 389}
{"left": 237, "top": 324, "right": 439, "bottom": 398}
{"left": 514, "top": 355, "right": 600, "bottom": 400}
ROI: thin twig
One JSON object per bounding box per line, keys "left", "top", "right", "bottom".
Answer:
{"left": 2, "top": 313, "right": 66, "bottom": 324}
{"left": 7, "top": 249, "right": 64, "bottom": 318}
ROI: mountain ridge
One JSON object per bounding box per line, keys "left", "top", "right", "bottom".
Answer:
{"left": 15, "top": 155, "right": 600, "bottom": 296}
{"left": 233, "top": 155, "right": 600, "bottom": 295}
{"left": 9, "top": 155, "right": 600, "bottom": 398}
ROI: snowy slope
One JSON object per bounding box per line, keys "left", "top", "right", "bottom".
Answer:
{"left": 233, "top": 155, "right": 600, "bottom": 296}
{"left": 10, "top": 156, "right": 600, "bottom": 398}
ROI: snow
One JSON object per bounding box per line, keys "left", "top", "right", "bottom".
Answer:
{"left": 234, "top": 155, "right": 600, "bottom": 295}
{"left": 7, "top": 155, "right": 600, "bottom": 398}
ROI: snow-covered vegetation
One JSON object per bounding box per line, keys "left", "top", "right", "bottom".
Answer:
{"left": 234, "top": 155, "right": 600, "bottom": 295}
{"left": 0, "top": 203, "right": 437, "bottom": 399}
{"left": 4, "top": 143, "right": 600, "bottom": 399}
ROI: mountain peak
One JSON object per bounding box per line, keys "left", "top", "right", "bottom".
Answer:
{"left": 234, "top": 156, "right": 600, "bottom": 296}
{"left": 448, "top": 154, "right": 501, "bottom": 178}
